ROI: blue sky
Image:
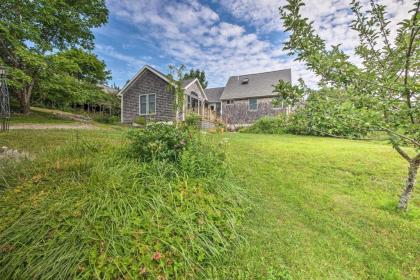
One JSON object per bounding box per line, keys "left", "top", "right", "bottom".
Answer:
{"left": 93, "top": 0, "right": 412, "bottom": 88}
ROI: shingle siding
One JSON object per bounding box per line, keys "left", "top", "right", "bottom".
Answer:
{"left": 122, "top": 69, "right": 175, "bottom": 124}
{"left": 222, "top": 97, "right": 286, "bottom": 125}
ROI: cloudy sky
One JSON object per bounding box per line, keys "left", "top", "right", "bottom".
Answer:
{"left": 93, "top": 0, "right": 414, "bottom": 88}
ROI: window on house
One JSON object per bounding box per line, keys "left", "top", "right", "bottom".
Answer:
{"left": 139, "top": 94, "right": 156, "bottom": 115}
{"left": 226, "top": 100, "right": 234, "bottom": 105}
{"left": 149, "top": 94, "right": 156, "bottom": 114}
{"left": 249, "top": 98, "right": 257, "bottom": 110}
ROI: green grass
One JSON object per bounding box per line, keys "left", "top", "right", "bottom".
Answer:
{"left": 10, "top": 110, "right": 76, "bottom": 124}
{"left": 215, "top": 133, "right": 419, "bottom": 279}
{"left": 0, "top": 130, "right": 419, "bottom": 279}
{"left": 0, "top": 128, "right": 245, "bottom": 279}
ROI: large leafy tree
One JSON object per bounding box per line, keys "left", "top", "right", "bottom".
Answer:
{"left": 184, "top": 68, "right": 208, "bottom": 89}
{"left": 277, "top": 0, "right": 419, "bottom": 209}
{"left": 35, "top": 49, "right": 111, "bottom": 107}
{"left": 0, "top": 0, "right": 108, "bottom": 113}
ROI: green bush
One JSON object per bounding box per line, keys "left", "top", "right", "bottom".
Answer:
{"left": 127, "top": 123, "right": 190, "bottom": 162}
{"left": 183, "top": 113, "right": 201, "bottom": 131}
{"left": 133, "top": 116, "right": 146, "bottom": 126}
{"left": 242, "top": 109, "right": 369, "bottom": 138}
{"left": 94, "top": 114, "right": 119, "bottom": 124}
{"left": 241, "top": 115, "right": 289, "bottom": 134}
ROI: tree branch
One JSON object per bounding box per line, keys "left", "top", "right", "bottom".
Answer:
{"left": 393, "top": 144, "right": 411, "bottom": 162}
{"left": 403, "top": 0, "right": 419, "bottom": 124}
{"left": 379, "top": 126, "right": 420, "bottom": 147}
{"left": 370, "top": 0, "right": 392, "bottom": 54}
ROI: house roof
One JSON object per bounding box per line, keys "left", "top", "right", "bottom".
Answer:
{"left": 118, "top": 65, "right": 171, "bottom": 96}
{"left": 204, "top": 87, "right": 224, "bottom": 103}
{"left": 220, "top": 69, "right": 291, "bottom": 100}
{"left": 181, "top": 78, "right": 196, "bottom": 88}
{"left": 119, "top": 65, "right": 206, "bottom": 98}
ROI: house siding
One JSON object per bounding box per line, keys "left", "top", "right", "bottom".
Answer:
{"left": 122, "top": 69, "right": 175, "bottom": 123}
{"left": 221, "top": 97, "right": 286, "bottom": 125}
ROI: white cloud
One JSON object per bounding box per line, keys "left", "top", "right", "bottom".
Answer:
{"left": 95, "top": 44, "right": 149, "bottom": 69}
{"left": 105, "top": 0, "right": 414, "bottom": 88}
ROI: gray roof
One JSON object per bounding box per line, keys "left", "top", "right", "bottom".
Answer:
{"left": 204, "top": 87, "right": 224, "bottom": 103}
{"left": 220, "top": 69, "right": 291, "bottom": 100}
{"left": 181, "top": 78, "right": 196, "bottom": 88}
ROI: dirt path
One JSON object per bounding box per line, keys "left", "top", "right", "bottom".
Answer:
{"left": 30, "top": 107, "right": 92, "bottom": 122}
{"left": 10, "top": 123, "right": 97, "bottom": 130}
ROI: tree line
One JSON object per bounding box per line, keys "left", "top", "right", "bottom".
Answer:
{"left": 0, "top": 0, "right": 116, "bottom": 114}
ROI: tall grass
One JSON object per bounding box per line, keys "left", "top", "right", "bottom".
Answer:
{"left": 0, "top": 130, "right": 246, "bottom": 279}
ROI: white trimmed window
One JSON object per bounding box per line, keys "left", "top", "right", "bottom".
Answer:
{"left": 139, "top": 94, "right": 156, "bottom": 115}
{"left": 249, "top": 98, "right": 257, "bottom": 110}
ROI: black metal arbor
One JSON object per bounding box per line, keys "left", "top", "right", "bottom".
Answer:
{"left": 0, "top": 66, "right": 10, "bottom": 131}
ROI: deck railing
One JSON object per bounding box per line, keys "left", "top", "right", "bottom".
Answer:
{"left": 185, "top": 108, "right": 222, "bottom": 123}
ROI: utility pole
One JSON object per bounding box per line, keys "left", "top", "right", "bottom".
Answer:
{"left": 0, "top": 66, "right": 11, "bottom": 132}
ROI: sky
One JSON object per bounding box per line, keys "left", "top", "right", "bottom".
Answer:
{"left": 93, "top": 0, "right": 414, "bottom": 88}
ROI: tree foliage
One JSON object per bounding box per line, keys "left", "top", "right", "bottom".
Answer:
{"left": 184, "top": 68, "right": 208, "bottom": 89}
{"left": 0, "top": 0, "right": 109, "bottom": 113}
{"left": 278, "top": 0, "right": 419, "bottom": 209}
{"left": 167, "top": 65, "right": 186, "bottom": 125}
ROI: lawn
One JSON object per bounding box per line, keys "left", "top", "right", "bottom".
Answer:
{"left": 217, "top": 133, "right": 419, "bottom": 279}
{"left": 0, "top": 130, "right": 419, "bottom": 279}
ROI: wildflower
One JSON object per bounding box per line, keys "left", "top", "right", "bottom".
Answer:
{"left": 152, "top": 251, "right": 163, "bottom": 261}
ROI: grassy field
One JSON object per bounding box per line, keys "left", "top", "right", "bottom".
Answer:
{"left": 219, "top": 133, "right": 419, "bottom": 279}
{"left": 10, "top": 110, "right": 76, "bottom": 124}
{"left": 1, "top": 129, "right": 419, "bottom": 279}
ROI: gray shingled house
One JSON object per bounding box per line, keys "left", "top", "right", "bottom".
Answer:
{"left": 119, "top": 65, "right": 213, "bottom": 124}
{"left": 119, "top": 65, "right": 291, "bottom": 126}
{"left": 217, "top": 69, "right": 291, "bottom": 125}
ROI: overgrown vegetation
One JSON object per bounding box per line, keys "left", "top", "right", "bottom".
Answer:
{"left": 0, "top": 125, "right": 245, "bottom": 279}
{"left": 242, "top": 89, "right": 372, "bottom": 138}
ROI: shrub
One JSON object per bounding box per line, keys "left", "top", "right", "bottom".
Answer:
{"left": 94, "top": 114, "right": 119, "bottom": 124}
{"left": 127, "top": 123, "right": 190, "bottom": 162}
{"left": 183, "top": 113, "right": 201, "bottom": 131}
{"left": 241, "top": 115, "right": 289, "bottom": 134}
{"left": 242, "top": 109, "right": 369, "bottom": 138}
{"left": 133, "top": 116, "right": 146, "bottom": 126}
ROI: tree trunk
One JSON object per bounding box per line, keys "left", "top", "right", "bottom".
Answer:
{"left": 16, "top": 80, "right": 35, "bottom": 114}
{"left": 397, "top": 159, "right": 419, "bottom": 210}
{"left": 16, "top": 92, "right": 30, "bottom": 114}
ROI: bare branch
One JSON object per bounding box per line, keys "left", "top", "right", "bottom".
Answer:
{"left": 393, "top": 145, "right": 411, "bottom": 162}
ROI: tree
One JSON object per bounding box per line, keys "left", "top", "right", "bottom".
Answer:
{"left": 167, "top": 65, "right": 186, "bottom": 126}
{"left": 0, "top": 0, "right": 108, "bottom": 113}
{"left": 184, "top": 69, "right": 208, "bottom": 89}
{"left": 278, "top": 0, "right": 419, "bottom": 209}
{"left": 34, "top": 49, "right": 111, "bottom": 108}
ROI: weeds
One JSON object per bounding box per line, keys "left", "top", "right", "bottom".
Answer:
{"left": 0, "top": 126, "right": 246, "bottom": 279}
